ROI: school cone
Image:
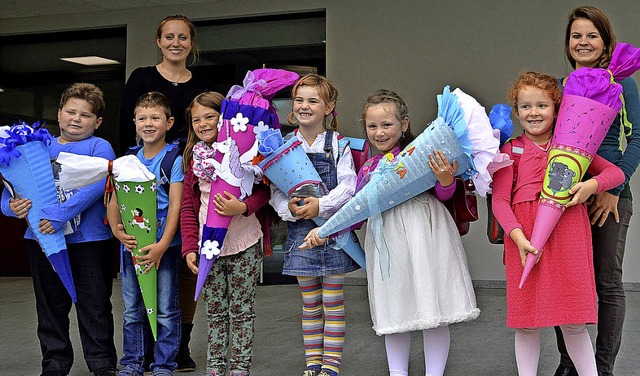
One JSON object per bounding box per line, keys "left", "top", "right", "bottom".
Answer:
{"left": 195, "top": 68, "right": 299, "bottom": 300}
{"left": 114, "top": 179, "right": 158, "bottom": 340}
{"left": 0, "top": 123, "right": 76, "bottom": 302}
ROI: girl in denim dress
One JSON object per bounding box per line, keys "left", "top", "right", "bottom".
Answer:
{"left": 269, "top": 74, "right": 359, "bottom": 376}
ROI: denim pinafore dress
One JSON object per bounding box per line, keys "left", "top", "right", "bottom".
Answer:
{"left": 282, "top": 130, "right": 360, "bottom": 277}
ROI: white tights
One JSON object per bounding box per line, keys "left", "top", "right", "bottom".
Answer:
{"left": 514, "top": 324, "right": 597, "bottom": 376}
{"left": 385, "top": 325, "right": 450, "bottom": 376}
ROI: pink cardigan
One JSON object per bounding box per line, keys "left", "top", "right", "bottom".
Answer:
{"left": 180, "top": 160, "right": 272, "bottom": 258}
{"left": 492, "top": 134, "right": 625, "bottom": 237}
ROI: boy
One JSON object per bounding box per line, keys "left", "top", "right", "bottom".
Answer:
{"left": 108, "top": 91, "right": 183, "bottom": 376}
{"left": 1, "top": 83, "right": 118, "bottom": 376}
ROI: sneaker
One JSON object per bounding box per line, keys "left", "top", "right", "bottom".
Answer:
{"left": 302, "top": 369, "right": 319, "bottom": 376}
{"left": 175, "top": 352, "right": 196, "bottom": 372}
{"left": 318, "top": 371, "right": 334, "bottom": 376}
{"left": 94, "top": 368, "right": 118, "bottom": 376}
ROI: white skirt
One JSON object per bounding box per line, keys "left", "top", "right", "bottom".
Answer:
{"left": 364, "top": 192, "right": 480, "bottom": 335}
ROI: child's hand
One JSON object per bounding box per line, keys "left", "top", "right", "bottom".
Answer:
{"left": 136, "top": 242, "right": 168, "bottom": 273}
{"left": 428, "top": 150, "right": 457, "bottom": 187}
{"left": 38, "top": 219, "right": 56, "bottom": 235}
{"left": 510, "top": 228, "right": 540, "bottom": 267}
{"left": 287, "top": 197, "right": 301, "bottom": 217}
{"left": 213, "top": 191, "right": 248, "bottom": 216}
{"left": 185, "top": 252, "right": 198, "bottom": 274}
{"left": 294, "top": 197, "right": 320, "bottom": 220}
{"left": 587, "top": 191, "right": 619, "bottom": 227}
{"left": 114, "top": 223, "right": 137, "bottom": 251}
{"left": 566, "top": 178, "right": 599, "bottom": 209}
{"left": 299, "top": 227, "right": 328, "bottom": 249}
{"left": 9, "top": 198, "right": 32, "bottom": 219}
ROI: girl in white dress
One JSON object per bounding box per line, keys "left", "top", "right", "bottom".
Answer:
{"left": 304, "top": 89, "right": 479, "bottom": 376}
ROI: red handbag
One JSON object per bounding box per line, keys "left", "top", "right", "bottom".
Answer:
{"left": 443, "top": 178, "right": 479, "bottom": 236}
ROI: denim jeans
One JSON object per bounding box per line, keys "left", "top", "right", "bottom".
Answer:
{"left": 120, "top": 245, "right": 181, "bottom": 374}
{"left": 26, "top": 239, "right": 117, "bottom": 375}
{"left": 555, "top": 197, "right": 632, "bottom": 375}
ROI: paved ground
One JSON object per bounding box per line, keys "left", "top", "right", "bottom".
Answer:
{"left": 1, "top": 277, "right": 638, "bottom": 375}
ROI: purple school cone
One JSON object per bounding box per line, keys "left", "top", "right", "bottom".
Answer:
{"left": 194, "top": 69, "right": 299, "bottom": 300}
{"left": 0, "top": 123, "right": 76, "bottom": 302}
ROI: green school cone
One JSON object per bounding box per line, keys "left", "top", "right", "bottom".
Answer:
{"left": 114, "top": 179, "right": 158, "bottom": 341}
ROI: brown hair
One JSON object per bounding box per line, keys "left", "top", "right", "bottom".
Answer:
{"left": 156, "top": 13, "right": 199, "bottom": 65}
{"left": 507, "top": 71, "right": 562, "bottom": 114}
{"left": 565, "top": 6, "right": 616, "bottom": 69}
{"left": 361, "top": 89, "right": 415, "bottom": 150}
{"left": 287, "top": 73, "right": 339, "bottom": 131}
{"left": 182, "top": 91, "right": 224, "bottom": 172}
{"left": 58, "top": 82, "right": 105, "bottom": 118}
{"left": 134, "top": 91, "right": 172, "bottom": 120}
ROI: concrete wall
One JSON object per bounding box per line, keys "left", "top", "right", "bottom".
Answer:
{"left": 2, "top": 0, "right": 639, "bottom": 283}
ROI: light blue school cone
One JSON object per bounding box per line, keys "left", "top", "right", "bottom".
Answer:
{"left": 0, "top": 131, "right": 76, "bottom": 302}
{"left": 316, "top": 87, "right": 475, "bottom": 240}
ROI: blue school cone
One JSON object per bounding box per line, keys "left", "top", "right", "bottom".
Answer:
{"left": 0, "top": 127, "right": 77, "bottom": 302}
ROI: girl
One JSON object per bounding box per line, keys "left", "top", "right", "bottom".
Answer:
{"left": 304, "top": 89, "right": 480, "bottom": 376}
{"left": 269, "top": 74, "right": 359, "bottom": 376}
{"left": 554, "top": 7, "right": 640, "bottom": 376}
{"left": 491, "top": 72, "right": 625, "bottom": 376}
{"left": 180, "top": 91, "right": 270, "bottom": 376}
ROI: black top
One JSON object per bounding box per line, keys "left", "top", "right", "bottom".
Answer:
{"left": 118, "top": 65, "right": 213, "bottom": 155}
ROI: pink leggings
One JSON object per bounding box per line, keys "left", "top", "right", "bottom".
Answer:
{"left": 515, "top": 324, "right": 596, "bottom": 376}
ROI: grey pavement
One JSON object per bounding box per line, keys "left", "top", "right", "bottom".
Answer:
{"left": 1, "top": 277, "right": 638, "bottom": 375}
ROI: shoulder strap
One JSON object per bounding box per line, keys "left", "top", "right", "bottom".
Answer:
{"left": 159, "top": 142, "right": 181, "bottom": 195}
{"left": 124, "top": 145, "right": 143, "bottom": 156}
{"left": 337, "top": 134, "right": 350, "bottom": 159}
{"left": 508, "top": 138, "right": 524, "bottom": 185}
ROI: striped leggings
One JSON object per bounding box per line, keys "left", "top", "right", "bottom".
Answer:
{"left": 297, "top": 274, "right": 346, "bottom": 375}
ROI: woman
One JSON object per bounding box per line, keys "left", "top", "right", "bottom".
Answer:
{"left": 118, "top": 13, "right": 214, "bottom": 372}
{"left": 118, "top": 13, "right": 212, "bottom": 154}
{"left": 554, "top": 6, "right": 640, "bottom": 376}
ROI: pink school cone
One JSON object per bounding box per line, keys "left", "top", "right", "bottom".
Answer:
{"left": 519, "top": 204, "right": 563, "bottom": 288}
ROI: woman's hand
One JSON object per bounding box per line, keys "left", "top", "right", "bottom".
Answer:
{"left": 428, "top": 150, "right": 457, "bottom": 187}
{"left": 185, "top": 252, "right": 198, "bottom": 274}
{"left": 213, "top": 191, "right": 248, "bottom": 216}
{"left": 510, "top": 228, "right": 541, "bottom": 267}
{"left": 565, "top": 178, "right": 599, "bottom": 209}
{"left": 9, "top": 198, "right": 32, "bottom": 219}
{"left": 587, "top": 191, "right": 619, "bottom": 227}
{"left": 299, "top": 227, "right": 328, "bottom": 249}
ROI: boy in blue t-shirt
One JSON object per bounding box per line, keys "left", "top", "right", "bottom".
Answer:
{"left": 1, "top": 83, "right": 118, "bottom": 376}
{"left": 108, "top": 91, "right": 183, "bottom": 376}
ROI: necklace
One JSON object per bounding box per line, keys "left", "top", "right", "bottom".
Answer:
{"left": 160, "top": 63, "right": 187, "bottom": 86}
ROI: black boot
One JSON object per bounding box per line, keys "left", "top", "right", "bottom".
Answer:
{"left": 176, "top": 322, "right": 196, "bottom": 372}
{"left": 553, "top": 364, "right": 579, "bottom": 376}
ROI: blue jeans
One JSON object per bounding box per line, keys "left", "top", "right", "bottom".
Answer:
{"left": 26, "top": 239, "right": 117, "bottom": 375}
{"left": 556, "top": 197, "right": 632, "bottom": 375}
{"left": 120, "top": 245, "right": 181, "bottom": 374}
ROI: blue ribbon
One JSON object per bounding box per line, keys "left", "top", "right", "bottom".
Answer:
{"left": 0, "top": 121, "right": 52, "bottom": 166}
